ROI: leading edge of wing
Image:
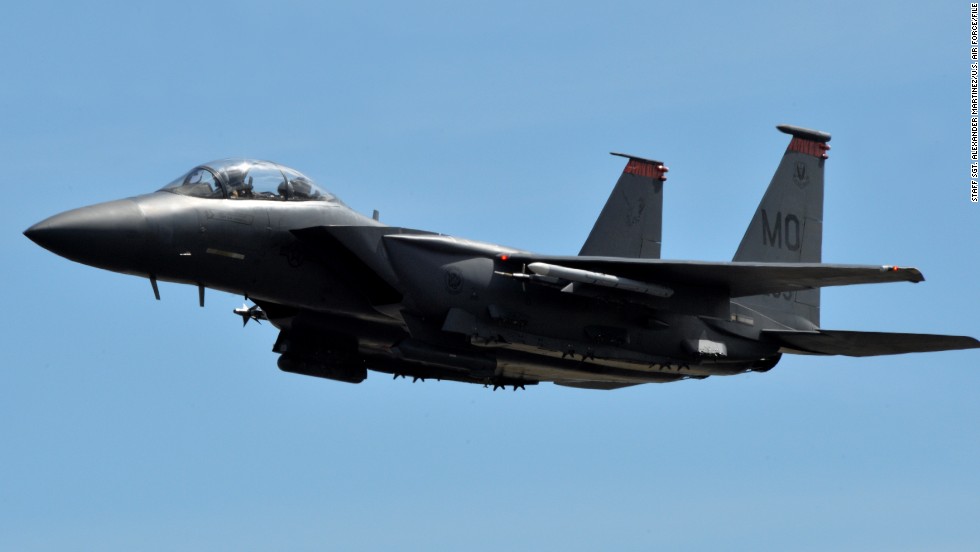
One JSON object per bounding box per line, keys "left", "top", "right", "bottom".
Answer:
{"left": 498, "top": 254, "right": 923, "bottom": 297}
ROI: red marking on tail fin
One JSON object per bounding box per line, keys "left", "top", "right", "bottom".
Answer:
{"left": 624, "top": 159, "right": 668, "bottom": 181}
{"left": 787, "top": 137, "right": 831, "bottom": 159}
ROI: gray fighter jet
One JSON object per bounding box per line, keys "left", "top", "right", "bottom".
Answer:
{"left": 24, "top": 125, "right": 979, "bottom": 390}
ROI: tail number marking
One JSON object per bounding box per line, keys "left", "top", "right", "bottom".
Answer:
{"left": 761, "top": 210, "right": 801, "bottom": 251}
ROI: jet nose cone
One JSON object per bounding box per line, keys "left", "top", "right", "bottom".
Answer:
{"left": 23, "top": 222, "right": 43, "bottom": 244}
{"left": 25, "top": 199, "right": 151, "bottom": 272}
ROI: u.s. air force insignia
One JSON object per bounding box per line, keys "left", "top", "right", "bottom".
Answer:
{"left": 793, "top": 161, "right": 809, "bottom": 188}
{"left": 280, "top": 243, "right": 305, "bottom": 267}
{"left": 444, "top": 266, "right": 463, "bottom": 294}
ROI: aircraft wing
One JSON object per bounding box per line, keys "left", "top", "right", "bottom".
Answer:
{"left": 293, "top": 229, "right": 924, "bottom": 301}
{"left": 497, "top": 253, "right": 924, "bottom": 297}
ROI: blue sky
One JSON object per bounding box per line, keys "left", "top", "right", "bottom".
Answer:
{"left": 2, "top": 1, "right": 978, "bottom": 550}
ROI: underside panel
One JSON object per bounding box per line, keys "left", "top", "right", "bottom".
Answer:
{"left": 555, "top": 381, "right": 643, "bottom": 390}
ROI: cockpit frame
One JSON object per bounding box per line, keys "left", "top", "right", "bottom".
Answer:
{"left": 161, "top": 159, "right": 337, "bottom": 203}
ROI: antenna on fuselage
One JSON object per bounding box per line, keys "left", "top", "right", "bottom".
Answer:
{"left": 149, "top": 275, "right": 160, "bottom": 300}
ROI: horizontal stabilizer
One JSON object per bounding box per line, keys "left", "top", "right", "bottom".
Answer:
{"left": 763, "top": 329, "right": 980, "bottom": 356}
{"left": 498, "top": 254, "right": 924, "bottom": 297}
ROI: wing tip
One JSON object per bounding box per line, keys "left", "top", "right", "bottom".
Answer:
{"left": 883, "top": 265, "right": 925, "bottom": 283}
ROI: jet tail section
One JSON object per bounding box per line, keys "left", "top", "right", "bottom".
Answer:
{"left": 579, "top": 153, "right": 668, "bottom": 259}
{"left": 732, "top": 125, "right": 831, "bottom": 328}
{"left": 763, "top": 329, "right": 980, "bottom": 356}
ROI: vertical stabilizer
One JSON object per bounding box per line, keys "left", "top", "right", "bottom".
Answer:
{"left": 732, "top": 125, "right": 831, "bottom": 328}
{"left": 579, "top": 153, "right": 668, "bottom": 259}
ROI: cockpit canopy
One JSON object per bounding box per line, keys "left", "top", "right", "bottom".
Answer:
{"left": 160, "top": 159, "right": 338, "bottom": 202}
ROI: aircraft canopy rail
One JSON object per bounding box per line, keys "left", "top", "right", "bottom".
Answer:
{"left": 160, "top": 159, "right": 340, "bottom": 203}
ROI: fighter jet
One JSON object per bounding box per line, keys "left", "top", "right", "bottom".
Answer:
{"left": 24, "top": 125, "right": 979, "bottom": 391}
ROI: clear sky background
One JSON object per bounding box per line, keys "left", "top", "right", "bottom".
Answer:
{"left": 2, "top": 1, "right": 978, "bottom": 550}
